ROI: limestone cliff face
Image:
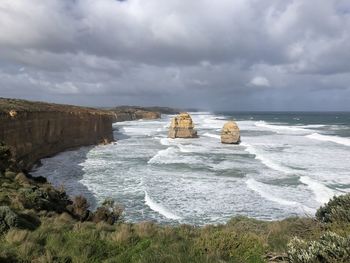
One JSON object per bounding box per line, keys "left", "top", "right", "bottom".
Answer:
{"left": 221, "top": 121, "right": 240, "bottom": 144}
{"left": 0, "top": 98, "right": 114, "bottom": 170}
{"left": 168, "top": 112, "right": 198, "bottom": 139}
{"left": 112, "top": 109, "right": 160, "bottom": 122}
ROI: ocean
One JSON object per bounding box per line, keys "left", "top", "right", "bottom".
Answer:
{"left": 32, "top": 112, "right": 350, "bottom": 225}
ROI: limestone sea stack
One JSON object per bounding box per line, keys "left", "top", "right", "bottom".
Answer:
{"left": 221, "top": 121, "right": 240, "bottom": 144}
{"left": 168, "top": 112, "right": 198, "bottom": 139}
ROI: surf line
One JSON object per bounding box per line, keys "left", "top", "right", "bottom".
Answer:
{"left": 144, "top": 191, "right": 182, "bottom": 220}
{"left": 306, "top": 133, "right": 350, "bottom": 147}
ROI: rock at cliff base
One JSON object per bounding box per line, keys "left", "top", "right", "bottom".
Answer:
{"left": 168, "top": 112, "right": 198, "bottom": 139}
{"left": 221, "top": 121, "right": 240, "bottom": 144}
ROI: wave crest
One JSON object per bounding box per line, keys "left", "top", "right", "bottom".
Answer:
{"left": 144, "top": 191, "right": 181, "bottom": 220}
{"left": 306, "top": 133, "right": 350, "bottom": 146}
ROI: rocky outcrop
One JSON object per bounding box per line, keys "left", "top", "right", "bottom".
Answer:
{"left": 221, "top": 121, "right": 240, "bottom": 144}
{"left": 168, "top": 112, "right": 198, "bottom": 139}
{"left": 0, "top": 98, "right": 114, "bottom": 170}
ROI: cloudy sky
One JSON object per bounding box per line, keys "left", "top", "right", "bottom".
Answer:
{"left": 0, "top": 0, "right": 350, "bottom": 111}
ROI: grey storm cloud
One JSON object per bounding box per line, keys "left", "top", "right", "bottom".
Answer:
{"left": 0, "top": 0, "right": 350, "bottom": 110}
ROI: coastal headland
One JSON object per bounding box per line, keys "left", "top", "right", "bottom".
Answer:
{"left": 0, "top": 98, "right": 176, "bottom": 171}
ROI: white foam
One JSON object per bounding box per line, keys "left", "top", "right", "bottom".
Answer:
{"left": 306, "top": 133, "right": 350, "bottom": 147}
{"left": 144, "top": 191, "right": 181, "bottom": 220}
{"left": 246, "top": 179, "right": 315, "bottom": 214}
{"left": 148, "top": 147, "right": 200, "bottom": 165}
{"left": 177, "top": 144, "right": 195, "bottom": 153}
{"left": 203, "top": 132, "right": 221, "bottom": 139}
{"left": 148, "top": 147, "right": 177, "bottom": 164}
{"left": 299, "top": 176, "right": 335, "bottom": 204}
{"left": 241, "top": 142, "right": 294, "bottom": 174}
{"left": 255, "top": 121, "right": 309, "bottom": 133}
{"left": 210, "top": 161, "right": 236, "bottom": 171}
{"left": 298, "top": 124, "right": 326, "bottom": 129}
{"left": 159, "top": 138, "right": 171, "bottom": 146}
{"left": 200, "top": 118, "right": 226, "bottom": 129}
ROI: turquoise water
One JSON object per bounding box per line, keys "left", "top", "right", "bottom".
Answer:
{"left": 32, "top": 112, "right": 350, "bottom": 225}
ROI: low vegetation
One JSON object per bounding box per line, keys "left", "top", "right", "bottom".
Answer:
{"left": 0, "top": 97, "right": 112, "bottom": 115}
{"left": 1, "top": 142, "right": 350, "bottom": 262}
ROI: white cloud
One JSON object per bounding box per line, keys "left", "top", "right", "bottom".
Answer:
{"left": 250, "top": 76, "right": 271, "bottom": 87}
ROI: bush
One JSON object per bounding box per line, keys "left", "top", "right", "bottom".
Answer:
{"left": 316, "top": 194, "right": 350, "bottom": 223}
{"left": 17, "top": 186, "right": 71, "bottom": 213}
{"left": 71, "top": 195, "right": 91, "bottom": 221}
{"left": 0, "top": 142, "right": 12, "bottom": 173}
{"left": 0, "top": 206, "right": 20, "bottom": 234}
{"left": 288, "top": 232, "right": 350, "bottom": 263}
{"left": 92, "top": 199, "right": 124, "bottom": 225}
{"left": 195, "top": 227, "right": 266, "bottom": 262}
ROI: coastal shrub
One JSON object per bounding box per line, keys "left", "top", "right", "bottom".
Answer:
{"left": 71, "top": 195, "right": 91, "bottom": 221}
{"left": 103, "top": 198, "right": 124, "bottom": 220}
{"left": 0, "top": 206, "right": 40, "bottom": 234}
{"left": 0, "top": 191, "right": 10, "bottom": 206}
{"left": 287, "top": 231, "right": 350, "bottom": 263}
{"left": 92, "top": 199, "right": 124, "bottom": 225}
{"left": 0, "top": 245, "right": 18, "bottom": 263}
{"left": 17, "top": 186, "right": 70, "bottom": 213}
{"left": 195, "top": 226, "right": 266, "bottom": 262}
{"left": 0, "top": 206, "right": 19, "bottom": 234}
{"left": 316, "top": 194, "right": 350, "bottom": 224}
{"left": 0, "top": 142, "right": 12, "bottom": 173}
{"left": 93, "top": 207, "right": 116, "bottom": 225}
{"left": 17, "top": 187, "right": 50, "bottom": 211}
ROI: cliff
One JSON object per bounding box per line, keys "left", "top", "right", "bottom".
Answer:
{"left": 109, "top": 106, "right": 180, "bottom": 115}
{"left": 0, "top": 98, "right": 114, "bottom": 170}
{"left": 107, "top": 107, "right": 162, "bottom": 122}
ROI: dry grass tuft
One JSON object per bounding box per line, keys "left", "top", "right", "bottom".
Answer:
{"left": 110, "top": 224, "right": 134, "bottom": 243}
{"left": 5, "top": 229, "right": 30, "bottom": 244}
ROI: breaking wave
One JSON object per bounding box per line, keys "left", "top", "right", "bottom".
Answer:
{"left": 144, "top": 191, "right": 181, "bottom": 220}
{"left": 203, "top": 132, "right": 221, "bottom": 139}
{"left": 306, "top": 133, "right": 350, "bottom": 147}
{"left": 147, "top": 147, "right": 178, "bottom": 164}
{"left": 255, "top": 121, "right": 310, "bottom": 133}
{"left": 246, "top": 179, "right": 315, "bottom": 214}
{"left": 241, "top": 142, "right": 294, "bottom": 174}
{"left": 148, "top": 147, "right": 200, "bottom": 165}
{"left": 299, "top": 176, "right": 335, "bottom": 204}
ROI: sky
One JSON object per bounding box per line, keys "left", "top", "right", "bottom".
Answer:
{"left": 0, "top": 0, "right": 350, "bottom": 111}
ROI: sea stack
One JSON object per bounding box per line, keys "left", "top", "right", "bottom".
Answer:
{"left": 221, "top": 121, "right": 240, "bottom": 144}
{"left": 168, "top": 112, "right": 198, "bottom": 139}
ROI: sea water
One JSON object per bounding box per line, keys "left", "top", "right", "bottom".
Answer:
{"left": 32, "top": 112, "right": 350, "bottom": 225}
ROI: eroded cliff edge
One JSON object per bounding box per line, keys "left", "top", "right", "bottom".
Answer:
{"left": 107, "top": 106, "right": 179, "bottom": 122}
{"left": 0, "top": 98, "right": 115, "bottom": 170}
